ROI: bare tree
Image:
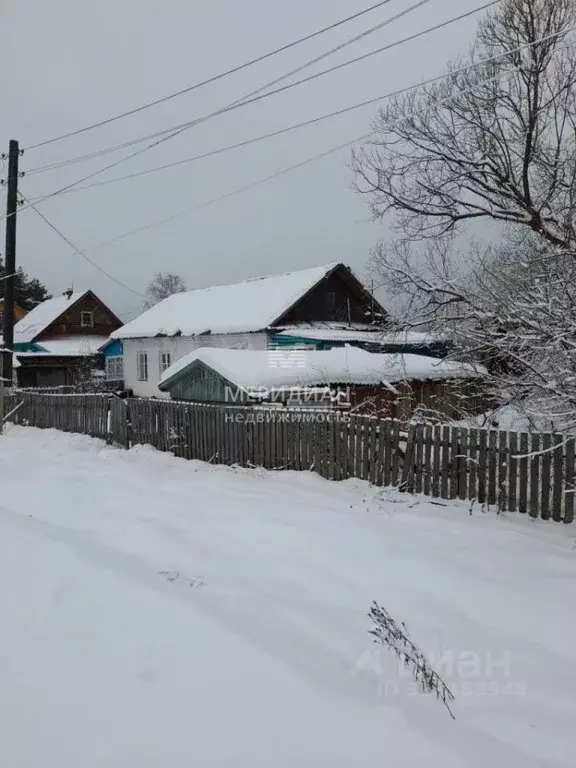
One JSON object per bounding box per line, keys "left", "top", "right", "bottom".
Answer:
{"left": 353, "top": 0, "right": 576, "bottom": 249}
{"left": 144, "top": 272, "right": 187, "bottom": 308}
{"left": 370, "top": 234, "right": 576, "bottom": 431}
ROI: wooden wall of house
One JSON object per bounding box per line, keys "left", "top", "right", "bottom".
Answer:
{"left": 277, "top": 271, "right": 375, "bottom": 326}
{"left": 347, "top": 379, "right": 489, "bottom": 420}
{"left": 169, "top": 361, "right": 249, "bottom": 404}
{"left": 37, "top": 293, "right": 121, "bottom": 340}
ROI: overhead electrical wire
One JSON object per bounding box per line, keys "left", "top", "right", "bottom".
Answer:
{"left": 25, "top": 0, "right": 401, "bottom": 151}
{"left": 33, "top": 48, "right": 522, "bottom": 196}
{"left": 42, "top": 32, "right": 575, "bottom": 295}
{"left": 17, "top": 191, "right": 147, "bottom": 298}
{"left": 20, "top": 0, "right": 436, "bottom": 198}
{"left": 22, "top": 17, "right": 574, "bottom": 207}
{"left": 26, "top": 0, "right": 498, "bottom": 178}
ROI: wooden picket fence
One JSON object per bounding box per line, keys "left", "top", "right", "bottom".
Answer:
{"left": 3, "top": 392, "right": 574, "bottom": 523}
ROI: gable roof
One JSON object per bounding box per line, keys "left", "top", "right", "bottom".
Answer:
{"left": 13, "top": 291, "right": 87, "bottom": 344}
{"left": 13, "top": 290, "right": 121, "bottom": 344}
{"left": 112, "top": 263, "right": 359, "bottom": 340}
{"left": 159, "top": 346, "right": 484, "bottom": 393}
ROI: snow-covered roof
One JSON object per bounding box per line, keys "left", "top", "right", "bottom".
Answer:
{"left": 112, "top": 263, "right": 341, "bottom": 340}
{"left": 159, "top": 346, "right": 483, "bottom": 393}
{"left": 15, "top": 336, "right": 110, "bottom": 357}
{"left": 13, "top": 292, "right": 87, "bottom": 344}
{"left": 277, "top": 326, "right": 445, "bottom": 345}
{"left": 277, "top": 323, "right": 386, "bottom": 343}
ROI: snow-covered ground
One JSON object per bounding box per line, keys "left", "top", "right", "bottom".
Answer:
{"left": 0, "top": 425, "right": 575, "bottom": 767}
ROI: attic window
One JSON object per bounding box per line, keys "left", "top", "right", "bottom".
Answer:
{"left": 81, "top": 311, "right": 94, "bottom": 328}
{"left": 326, "top": 290, "right": 336, "bottom": 311}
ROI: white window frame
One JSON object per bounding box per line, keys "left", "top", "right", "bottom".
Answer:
{"left": 106, "top": 356, "right": 124, "bottom": 381}
{"left": 81, "top": 311, "right": 94, "bottom": 328}
{"left": 137, "top": 351, "right": 148, "bottom": 381}
{"left": 159, "top": 351, "right": 171, "bottom": 375}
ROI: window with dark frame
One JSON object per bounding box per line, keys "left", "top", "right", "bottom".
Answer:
{"left": 159, "top": 351, "right": 171, "bottom": 375}
{"left": 81, "top": 311, "right": 94, "bottom": 328}
{"left": 137, "top": 351, "right": 148, "bottom": 381}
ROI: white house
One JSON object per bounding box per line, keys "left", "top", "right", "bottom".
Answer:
{"left": 111, "top": 263, "right": 389, "bottom": 398}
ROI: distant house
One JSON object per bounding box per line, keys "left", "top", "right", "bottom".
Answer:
{"left": 158, "top": 346, "right": 484, "bottom": 418}
{"left": 0, "top": 300, "right": 27, "bottom": 331}
{"left": 14, "top": 290, "right": 122, "bottom": 388}
{"left": 112, "top": 263, "right": 389, "bottom": 398}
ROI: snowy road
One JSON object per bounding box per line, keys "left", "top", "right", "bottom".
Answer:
{"left": 0, "top": 426, "right": 575, "bottom": 767}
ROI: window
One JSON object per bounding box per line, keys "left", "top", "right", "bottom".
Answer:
{"left": 81, "top": 311, "right": 94, "bottom": 328}
{"left": 137, "top": 351, "right": 148, "bottom": 381}
{"left": 159, "top": 351, "right": 171, "bottom": 374}
{"left": 326, "top": 290, "right": 336, "bottom": 311}
{"left": 106, "top": 356, "right": 124, "bottom": 381}
{"left": 0, "top": 311, "right": 3, "bottom": 328}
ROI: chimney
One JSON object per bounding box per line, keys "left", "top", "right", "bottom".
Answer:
{"left": 63, "top": 289, "right": 73, "bottom": 300}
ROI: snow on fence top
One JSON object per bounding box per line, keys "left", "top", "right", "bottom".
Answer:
{"left": 112, "top": 263, "right": 340, "bottom": 340}
{"left": 14, "top": 291, "right": 87, "bottom": 344}
{"left": 159, "top": 346, "right": 484, "bottom": 393}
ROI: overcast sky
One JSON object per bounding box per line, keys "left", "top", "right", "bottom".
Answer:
{"left": 1, "top": 0, "right": 486, "bottom": 319}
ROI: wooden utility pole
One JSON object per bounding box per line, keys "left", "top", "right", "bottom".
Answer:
{"left": 2, "top": 139, "right": 19, "bottom": 386}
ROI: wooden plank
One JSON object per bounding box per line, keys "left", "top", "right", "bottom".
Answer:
{"left": 282, "top": 412, "right": 289, "bottom": 472}
{"left": 457, "top": 428, "right": 468, "bottom": 501}
{"left": 540, "top": 433, "right": 552, "bottom": 520}
{"left": 332, "top": 413, "right": 340, "bottom": 481}
{"left": 360, "top": 417, "right": 369, "bottom": 481}
{"left": 431, "top": 424, "right": 441, "bottom": 498}
{"left": 552, "top": 434, "right": 564, "bottom": 523}
{"left": 380, "top": 419, "right": 392, "bottom": 487}
{"left": 412, "top": 424, "right": 422, "bottom": 494}
{"left": 529, "top": 432, "right": 541, "bottom": 518}
{"left": 507, "top": 431, "right": 518, "bottom": 512}
{"left": 448, "top": 426, "right": 459, "bottom": 499}
{"left": 390, "top": 421, "right": 401, "bottom": 488}
{"left": 354, "top": 418, "right": 365, "bottom": 481}
{"left": 422, "top": 423, "right": 433, "bottom": 497}
{"left": 401, "top": 424, "right": 416, "bottom": 493}
{"left": 485, "top": 429, "right": 497, "bottom": 507}
{"left": 564, "top": 437, "right": 575, "bottom": 524}
{"left": 477, "top": 429, "right": 488, "bottom": 507}
{"left": 497, "top": 430, "right": 508, "bottom": 511}
{"left": 440, "top": 425, "right": 450, "bottom": 499}
{"left": 468, "top": 428, "right": 478, "bottom": 504}
{"left": 518, "top": 432, "right": 529, "bottom": 514}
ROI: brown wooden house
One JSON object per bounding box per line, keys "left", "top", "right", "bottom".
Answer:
{"left": 13, "top": 289, "right": 122, "bottom": 388}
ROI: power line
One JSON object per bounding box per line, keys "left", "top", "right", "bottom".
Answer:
{"left": 23, "top": 0, "right": 435, "bottom": 191}
{"left": 26, "top": 0, "right": 496, "bottom": 177}
{"left": 14, "top": 0, "right": 435, "bottom": 219}
{"left": 32, "top": 53, "right": 517, "bottom": 197}
{"left": 27, "top": 20, "right": 575, "bottom": 202}
{"left": 18, "top": 191, "right": 147, "bottom": 298}
{"left": 24, "top": 0, "right": 400, "bottom": 151}
{"left": 47, "top": 59, "right": 530, "bottom": 266}
{"left": 16, "top": 29, "right": 575, "bottom": 300}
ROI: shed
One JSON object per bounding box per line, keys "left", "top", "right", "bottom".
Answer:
{"left": 159, "top": 347, "right": 485, "bottom": 418}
